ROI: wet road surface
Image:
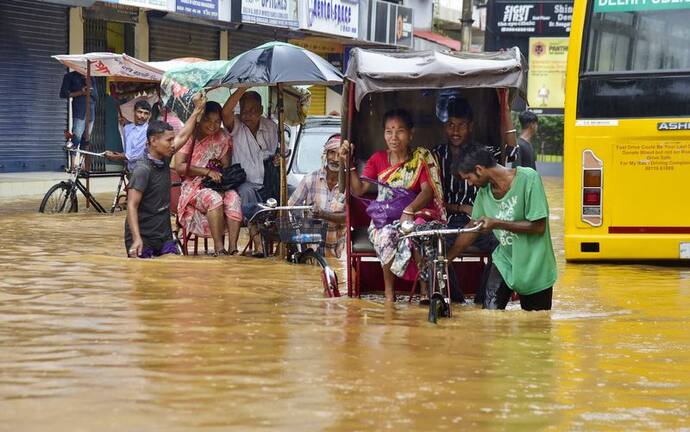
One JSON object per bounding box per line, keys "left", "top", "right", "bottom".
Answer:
{"left": 1, "top": 179, "right": 689, "bottom": 431}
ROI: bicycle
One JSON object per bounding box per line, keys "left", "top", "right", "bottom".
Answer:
{"left": 248, "top": 199, "right": 340, "bottom": 297}
{"left": 39, "top": 139, "right": 128, "bottom": 214}
{"left": 399, "top": 220, "right": 483, "bottom": 324}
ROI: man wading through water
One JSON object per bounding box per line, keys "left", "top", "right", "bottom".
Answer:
{"left": 447, "top": 144, "right": 557, "bottom": 310}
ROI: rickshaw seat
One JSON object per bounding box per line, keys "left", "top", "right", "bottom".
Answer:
{"left": 351, "top": 228, "right": 375, "bottom": 253}
{"left": 170, "top": 171, "right": 225, "bottom": 256}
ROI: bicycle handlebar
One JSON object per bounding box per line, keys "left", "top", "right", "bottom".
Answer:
{"left": 66, "top": 147, "right": 106, "bottom": 158}
{"left": 247, "top": 204, "right": 313, "bottom": 224}
{"left": 400, "top": 221, "right": 484, "bottom": 240}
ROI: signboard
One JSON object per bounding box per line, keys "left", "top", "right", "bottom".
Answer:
{"left": 298, "top": 0, "right": 359, "bottom": 38}
{"left": 117, "top": 0, "right": 170, "bottom": 11}
{"left": 242, "top": 0, "right": 299, "bottom": 27}
{"left": 176, "top": 0, "right": 218, "bottom": 19}
{"left": 492, "top": 2, "right": 572, "bottom": 35}
{"left": 527, "top": 37, "right": 568, "bottom": 111}
{"left": 369, "top": 0, "right": 413, "bottom": 48}
{"left": 594, "top": 0, "right": 690, "bottom": 13}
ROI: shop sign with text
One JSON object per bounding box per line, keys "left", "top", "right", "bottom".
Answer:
{"left": 490, "top": 1, "right": 572, "bottom": 35}
{"left": 176, "top": 0, "right": 218, "bottom": 19}
{"left": 114, "top": 0, "right": 171, "bottom": 11}
{"left": 242, "top": 0, "right": 298, "bottom": 27}
{"left": 298, "top": 0, "right": 359, "bottom": 38}
{"left": 594, "top": 0, "right": 690, "bottom": 13}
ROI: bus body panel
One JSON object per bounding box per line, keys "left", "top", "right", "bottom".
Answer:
{"left": 564, "top": 0, "right": 690, "bottom": 261}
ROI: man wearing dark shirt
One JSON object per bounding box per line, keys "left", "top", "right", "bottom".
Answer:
{"left": 59, "top": 71, "right": 97, "bottom": 148}
{"left": 433, "top": 96, "right": 518, "bottom": 302}
{"left": 433, "top": 97, "right": 517, "bottom": 235}
{"left": 515, "top": 110, "right": 538, "bottom": 170}
{"left": 125, "top": 120, "right": 187, "bottom": 258}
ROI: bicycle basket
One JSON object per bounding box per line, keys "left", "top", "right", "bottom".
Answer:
{"left": 277, "top": 218, "right": 327, "bottom": 244}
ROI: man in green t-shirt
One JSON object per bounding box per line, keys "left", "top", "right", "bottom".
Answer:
{"left": 447, "top": 144, "right": 557, "bottom": 310}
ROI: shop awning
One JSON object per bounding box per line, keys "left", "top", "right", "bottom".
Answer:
{"left": 414, "top": 31, "right": 461, "bottom": 52}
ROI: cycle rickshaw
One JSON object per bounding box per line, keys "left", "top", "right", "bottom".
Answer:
{"left": 39, "top": 53, "right": 200, "bottom": 214}
{"left": 340, "top": 48, "right": 527, "bottom": 317}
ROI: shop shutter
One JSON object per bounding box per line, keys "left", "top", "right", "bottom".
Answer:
{"left": 228, "top": 29, "right": 284, "bottom": 59}
{"left": 149, "top": 17, "right": 220, "bottom": 61}
{"left": 0, "top": 0, "right": 69, "bottom": 172}
{"left": 307, "top": 86, "right": 326, "bottom": 116}
{"left": 84, "top": 18, "right": 108, "bottom": 173}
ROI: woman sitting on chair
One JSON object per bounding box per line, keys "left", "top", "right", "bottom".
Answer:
{"left": 340, "top": 109, "right": 445, "bottom": 302}
{"left": 175, "top": 96, "right": 242, "bottom": 256}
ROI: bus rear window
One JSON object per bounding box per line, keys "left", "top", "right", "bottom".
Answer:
{"left": 584, "top": 8, "right": 690, "bottom": 73}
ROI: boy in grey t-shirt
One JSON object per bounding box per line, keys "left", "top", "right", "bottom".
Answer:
{"left": 125, "top": 120, "right": 183, "bottom": 258}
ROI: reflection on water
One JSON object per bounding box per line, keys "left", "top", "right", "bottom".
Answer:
{"left": 1, "top": 179, "right": 690, "bottom": 430}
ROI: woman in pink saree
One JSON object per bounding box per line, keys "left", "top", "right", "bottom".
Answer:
{"left": 175, "top": 99, "right": 242, "bottom": 256}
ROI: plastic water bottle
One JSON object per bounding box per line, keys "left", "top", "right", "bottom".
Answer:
{"left": 291, "top": 233, "right": 322, "bottom": 243}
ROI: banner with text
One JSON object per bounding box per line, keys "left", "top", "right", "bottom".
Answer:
{"left": 527, "top": 37, "right": 568, "bottom": 112}
{"left": 242, "top": 0, "right": 298, "bottom": 28}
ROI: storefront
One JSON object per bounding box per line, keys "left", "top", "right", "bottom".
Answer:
{"left": 485, "top": 0, "right": 573, "bottom": 113}
{"left": 293, "top": 0, "right": 359, "bottom": 115}
{"left": 0, "top": 0, "right": 71, "bottom": 172}
{"left": 82, "top": 2, "right": 139, "bottom": 172}
{"left": 228, "top": 0, "right": 295, "bottom": 58}
{"left": 288, "top": 37, "right": 344, "bottom": 115}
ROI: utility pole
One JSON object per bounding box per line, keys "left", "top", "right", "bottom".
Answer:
{"left": 460, "top": 0, "right": 474, "bottom": 51}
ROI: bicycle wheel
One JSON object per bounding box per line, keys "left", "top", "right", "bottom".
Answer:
{"left": 39, "top": 182, "right": 77, "bottom": 213}
{"left": 321, "top": 266, "right": 341, "bottom": 298}
{"left": 110, "top": 192, "right": 127, "bottom": 213}
{"left": 297, "top": 249, "right": 340, "bottom": 297}
{"left": 296, "top": 248, "right": 327, "bottom": 267}
{"left": 428, "top": 293, "right": 449, "bottom": 324}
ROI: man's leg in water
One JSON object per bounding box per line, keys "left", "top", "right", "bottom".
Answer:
{"left": 482, "top": 263, "right": 512, "bottom": 310}
{"left": 473, "top": 233, "right": 499, "bottom": 305}
{"left": 519, "top": 287, "right": 553, "bottom": 311}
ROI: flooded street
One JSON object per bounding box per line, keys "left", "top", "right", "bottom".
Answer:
{"left": 1, "top": 178, "right": 690, "bottom": 431}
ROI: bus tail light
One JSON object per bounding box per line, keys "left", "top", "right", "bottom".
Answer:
{"left": 583, "top": 189, "right": 601, "bottom": 206}
{"left": 582, "top": 150, "right": 603, "bottom": 227}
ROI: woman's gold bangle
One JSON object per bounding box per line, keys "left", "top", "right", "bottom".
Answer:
{"left": 504, "top": 129, "right": 517, "bottom": 134}
{"left": 349, "top": 167, "right": 357, "bottom": 171}
{"left": 402, "top": 209, "right": 414, "bottom": 216}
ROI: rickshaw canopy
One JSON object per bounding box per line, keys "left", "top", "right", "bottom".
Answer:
{"left": 53, "top": 53, "right": 204, "bottom": 83}
{"left": 345, "top": 47, "right": 527, "bottom": 109}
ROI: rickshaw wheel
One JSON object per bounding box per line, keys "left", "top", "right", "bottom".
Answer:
{"left": 296, "top": 248, "right": 322, "bottom": 266}
{"left": 39, "top": 182, "right": 77, "bottom": 214}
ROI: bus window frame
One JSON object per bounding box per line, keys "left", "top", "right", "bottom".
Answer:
{"left": 579, "top": 3, "right": 690, "bottom": 77}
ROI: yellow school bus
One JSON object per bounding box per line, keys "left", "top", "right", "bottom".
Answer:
{"left": 564, "top": 0, "right": 690, "bottom": 260}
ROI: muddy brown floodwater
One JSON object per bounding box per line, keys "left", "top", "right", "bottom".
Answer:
{"left": 1, "top": 178, "right": 690, "bottom": 431}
